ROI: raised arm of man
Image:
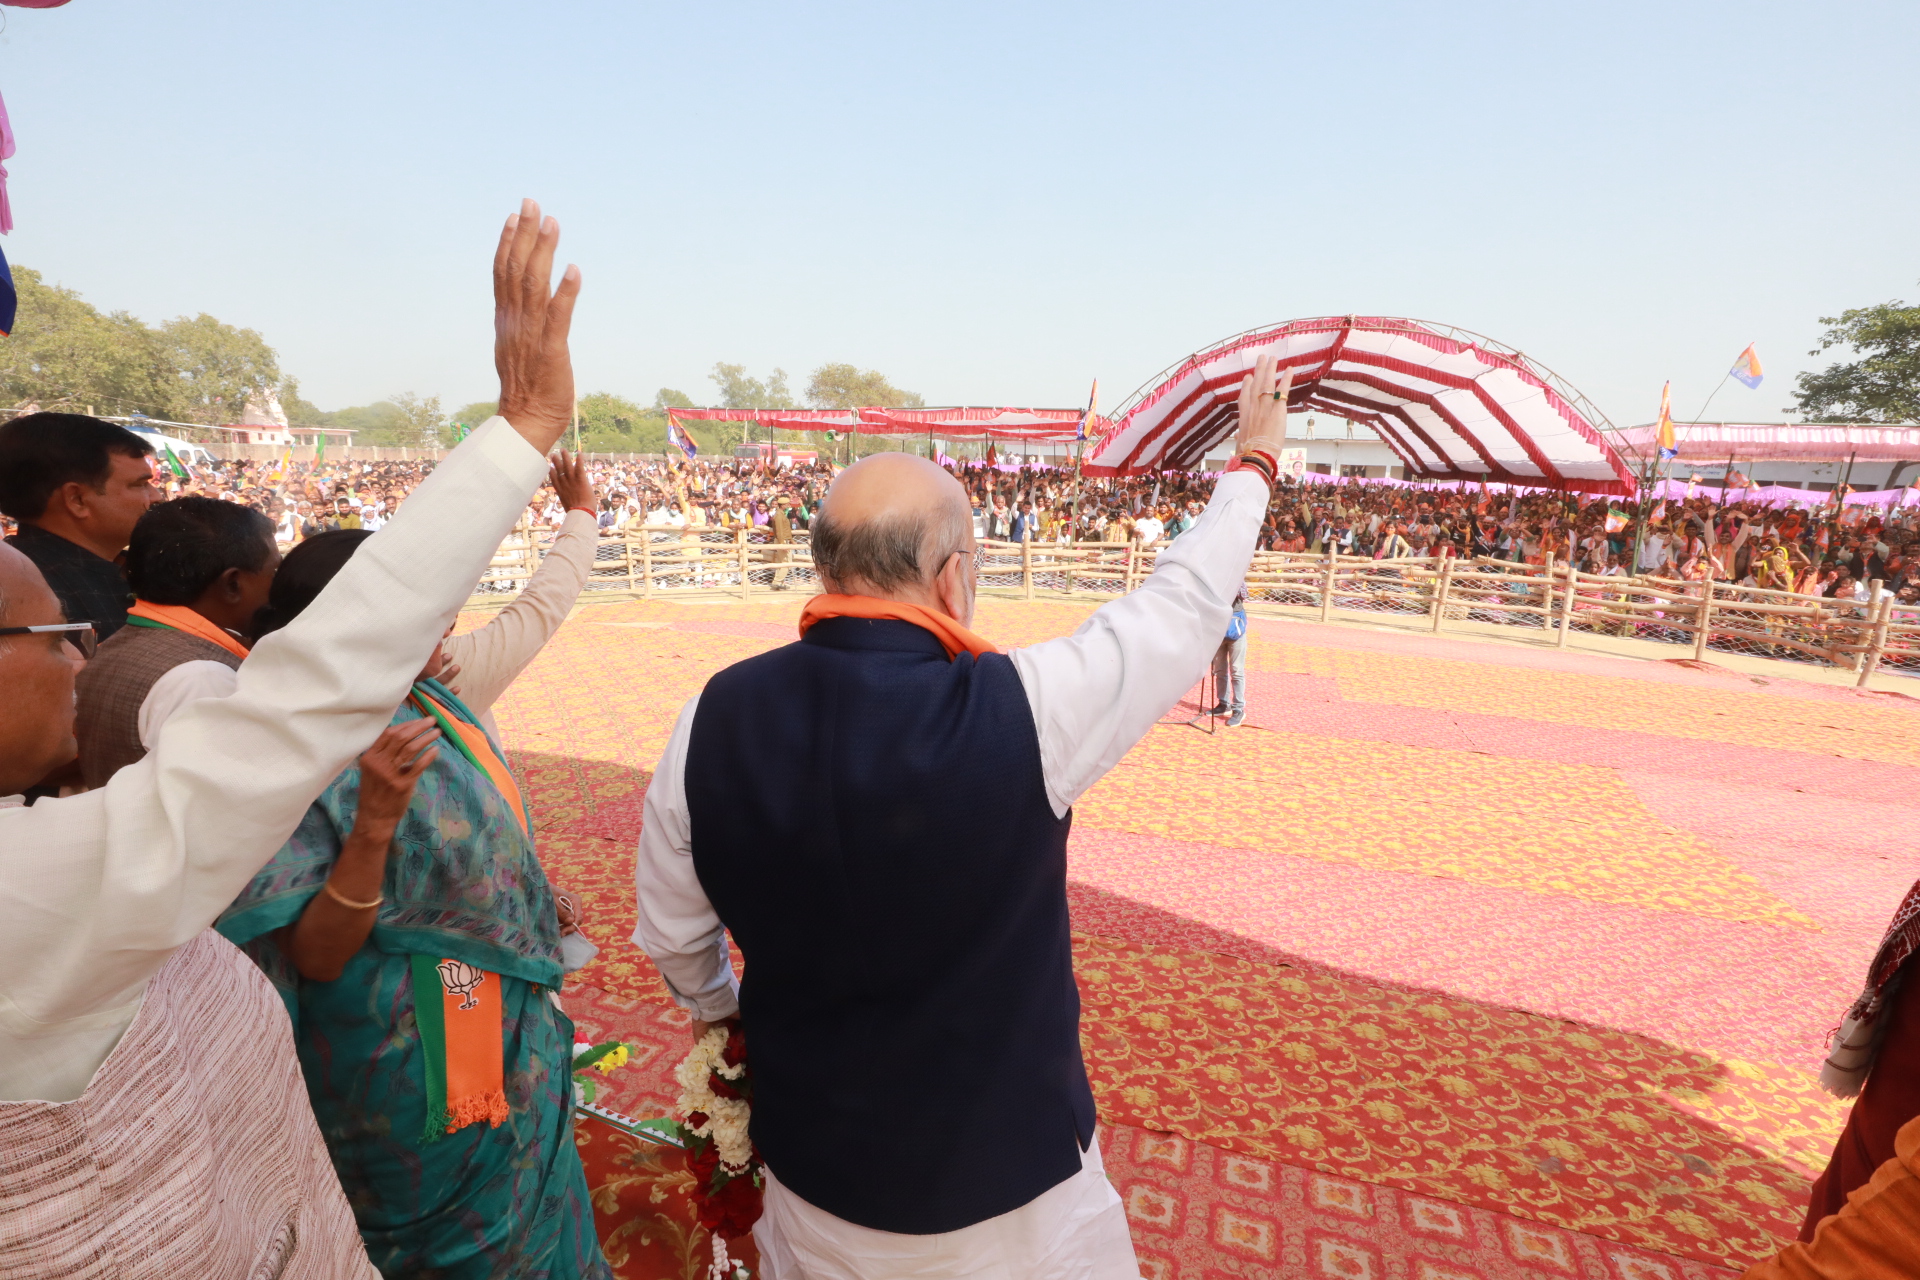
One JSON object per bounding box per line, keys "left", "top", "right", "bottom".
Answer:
{"left": 0, "top": 200, "right": 580, "bottom": 1102}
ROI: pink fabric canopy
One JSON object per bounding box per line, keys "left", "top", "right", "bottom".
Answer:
{"left": 668, "top": 406, "right": 1087, "bottom": 443}
{"left": 1085, "top": 316, "right": 1634, "bottom": 495}
{"left": 1615, "top": 421, "right": 1920, "bottom": 464}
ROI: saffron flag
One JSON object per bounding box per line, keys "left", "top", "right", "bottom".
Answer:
{"left": 1080, "top": 378, "right": 1098, "bottom": 443}
{"left": 1730, "top": 344, "right": 1764, "bottom": 390}
{"left": 274, "top": 444, "right": 291, "bottom": 482}
{"left": 1605, "top": 509, "right": 1630, "bottom": 534}
{"left": 1656, "top": 382, "right": 1677, "bottom": 462}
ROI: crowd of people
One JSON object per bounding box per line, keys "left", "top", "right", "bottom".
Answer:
{"left": 52, "top": 440, "right": 1915, "bottom": 615}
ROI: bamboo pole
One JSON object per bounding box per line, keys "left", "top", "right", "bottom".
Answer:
{"left": 641, "top": 532, "right": 653, "bottom": 598}
{"left": 1857, "top": 593, "right": 1894, "bottom": 689}
{"left": 1692, "top": 584, "right": 1715, "bottom": 660}
{"left": 623, "top": 530, "right": 637, "bottom": 595}
{"left": 1429, "top": 558, "right": 1453, "bottom": 633}
{"left": 737, "top": 529, "right": 751, "bottom": 599}
{"left": 1556, "top": 563, "right": 1576, "bottom": 648}
{"left": 1022, "top": 538, "right": 1034, "bottom": 600}
{"left": 1320, "top": 557, "right": 1337, "bottom": 622}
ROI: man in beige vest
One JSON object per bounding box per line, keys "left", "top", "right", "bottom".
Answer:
{"left": 74, "top": 495, "right": 279, "bottom": 789}
{"left": 0, "top": 201, "right": 582, "bottom": 1279}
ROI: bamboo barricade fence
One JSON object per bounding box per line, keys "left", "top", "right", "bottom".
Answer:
{"left": 468, "top": 527, "right": 1919, "bottom": 687}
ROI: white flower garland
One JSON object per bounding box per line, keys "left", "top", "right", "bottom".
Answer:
{"left": 675, "top": 1026, "right": 754, "bottom": 1172}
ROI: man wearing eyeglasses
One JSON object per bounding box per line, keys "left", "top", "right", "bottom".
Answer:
{"left": 0, "top": 201, "right": 583, "bottom": 1279}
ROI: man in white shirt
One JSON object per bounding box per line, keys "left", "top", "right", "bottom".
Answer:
{"left": 632, "top": 355, "right": 1294, "bottom": 1279}
{"left": 0, "top": 200, "right": 582, "bottom": 1279}
{"left": 1132, "top": 509, "right": 1164, "bottom": 547}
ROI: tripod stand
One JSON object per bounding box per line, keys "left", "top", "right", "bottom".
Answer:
{"left": 1160, "top": 659, "right": 1221, "bottom": 735}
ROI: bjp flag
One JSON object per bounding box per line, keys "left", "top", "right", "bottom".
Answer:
{"left": 1730, "top": 344, "right": 1764, "bottom": 390}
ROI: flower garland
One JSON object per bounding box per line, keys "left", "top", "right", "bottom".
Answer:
{"left": 673, "top": 1023, "right": 764, "bottom": 1277}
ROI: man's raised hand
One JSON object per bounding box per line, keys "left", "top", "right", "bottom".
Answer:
{"left": 1234, "top": 351, "right": 1294, "bottom": 464}
{"left": 494, "top": 199, "right": 581, "bottom": 456}
{"left": 550, "top": 451, "right": 595, "bottom": 514}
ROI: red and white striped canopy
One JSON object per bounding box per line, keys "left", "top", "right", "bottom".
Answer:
{"left": 1086, "top": 316, "right": 1633, "bottom": 494}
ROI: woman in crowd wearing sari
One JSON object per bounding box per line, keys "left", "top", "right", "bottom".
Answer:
{"left": 216, "top": 529, "right": 610, "bottom": 1280}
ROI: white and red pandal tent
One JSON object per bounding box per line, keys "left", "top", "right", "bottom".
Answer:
{"left": 1085, "top": 316, "right": 1635, "bottom": 495}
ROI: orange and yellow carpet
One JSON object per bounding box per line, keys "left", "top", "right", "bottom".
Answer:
{"left": 478, "top": 595, "right": 1920, "bottom": 1279}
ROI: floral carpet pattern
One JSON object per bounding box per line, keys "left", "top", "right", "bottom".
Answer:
{"left": 475, "top": 595, "right": 1920, "bottom": 1273}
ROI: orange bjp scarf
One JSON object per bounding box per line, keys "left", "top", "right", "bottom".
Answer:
{"left": 404, "top": 685, "right": 530, "bottom": 1141}
{"left": 798, "top": 594, "right": 1000, "bottom": 660}
{"left": 123, "top": 600, "right": 250, "bottom": 659}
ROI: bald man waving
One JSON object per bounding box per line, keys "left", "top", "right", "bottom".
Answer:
{"left": 633, "top": 357, "right": 1294, "bottom": 1279}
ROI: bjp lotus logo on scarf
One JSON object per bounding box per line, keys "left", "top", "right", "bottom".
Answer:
{"left": 437, "top": 959, "right": 486, "bottom": 1011}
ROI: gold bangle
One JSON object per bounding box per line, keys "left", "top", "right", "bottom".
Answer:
{"left": 323, "top": 880, "right": 383, "bottom": 911}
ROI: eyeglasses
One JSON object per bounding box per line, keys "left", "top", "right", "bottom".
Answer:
{"left": 0, "top": 621, "right": 98, "bottom": 659}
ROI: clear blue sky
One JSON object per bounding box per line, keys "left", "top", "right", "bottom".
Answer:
{"left": 5, "top": 1, "right": 1916, "bottom": 426}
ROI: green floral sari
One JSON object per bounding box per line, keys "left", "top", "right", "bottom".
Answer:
{"left": 218, "top": 679, "right": 610, "bottom": 1279}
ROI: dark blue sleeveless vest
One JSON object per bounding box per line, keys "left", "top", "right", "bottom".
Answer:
{"left": 684, "top": 616, "right": 1094, "bottom": 1234}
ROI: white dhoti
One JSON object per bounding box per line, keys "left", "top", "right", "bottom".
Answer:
{"left": 752, "top": 1135, "right": 1139, "bottom": 1280}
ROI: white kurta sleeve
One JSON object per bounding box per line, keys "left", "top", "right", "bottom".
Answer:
{"left": 137, "top": 661, "right": 241, "bottom": 750}
{"left": 1009, "top": 470, "right": 1269, "bottom": 818}
{"left": 442, "top": 508, "right": 598, "bottom": 716}
{"left": 631, "top": 695, "right": 740, "bottom": 1021}
{"left": 0, "top": 416, "right": 550, "bottom": 1102}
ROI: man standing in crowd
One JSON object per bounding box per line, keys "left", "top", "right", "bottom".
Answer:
{"left": 0, "top": 199, "right": 581, "bottom": 1279}
{"left": 1209, "top": 583, "right": 1250, "bottom": 727}
{"left": 0, "top": 413, "right": 159, "bottom": 642}
{"left": 74, "top": 496, "right": 281, "bottom": 790}
{"left": 633, "top": 354, "right": 1292, "bottom": 1278}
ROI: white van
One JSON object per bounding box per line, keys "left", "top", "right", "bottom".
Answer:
{"left": 126, "top": 427, "right": 215, "bottom": 469}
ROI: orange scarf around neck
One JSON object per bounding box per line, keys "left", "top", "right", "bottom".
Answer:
{"left": 125, "top": 600, "right": 250, "bottom": 660}
{"left": 798, "top": 594, "right": 1000, "bottom": 660}
{"left": 408, "top": 688, "right": 531, "bottom": 836}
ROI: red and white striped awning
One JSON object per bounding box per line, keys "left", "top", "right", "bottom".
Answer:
{"left": 1086, "top": 316, "right": 1634, "bottom": 495}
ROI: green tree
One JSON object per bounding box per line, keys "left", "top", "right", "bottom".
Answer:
{"left": 654, "top": 387, "right": 694, "bottom": 410}
{"left": 1795, "top": 288, "right": 1920, "bottom": 423}
{"left": 278, "top": 376, "right": 325, "bottom": 425}
{"left": 157, "top": 313, "right": 283, "bottom": 424}
{"left": 316, "top": 401, "right": 410, "bottom": 446}
{"left": 0, "top": 267, "right": 175, "bottom": 415}
{"left": 805, "top": 362, "right": 924, "bottom": 409}
{"left": 390, "top": 391, "right": 445, "bottom": 448}
{"left": 709, "top": 362, "right": 794, "bottom": 410}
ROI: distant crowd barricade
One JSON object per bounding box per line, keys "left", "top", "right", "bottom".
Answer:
{"left": 473, "top": 526, "right": 1919, "bottom": 688}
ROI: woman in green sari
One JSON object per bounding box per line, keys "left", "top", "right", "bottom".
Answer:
{"left": 218, "top": 531, "right": 609, "bottom": 1280}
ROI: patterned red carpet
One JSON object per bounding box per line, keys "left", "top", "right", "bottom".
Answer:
{"left": 475, "top": 596, "right": 1920, "bottom": 1276}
